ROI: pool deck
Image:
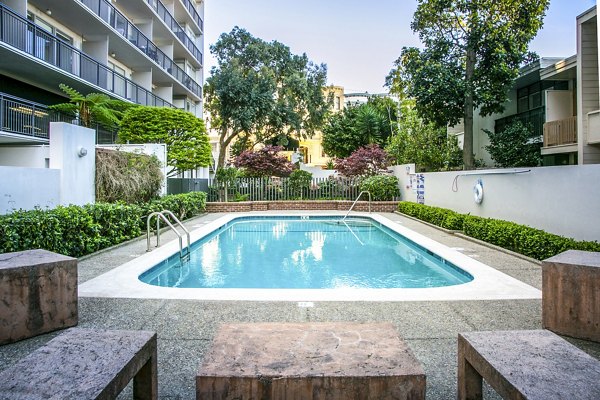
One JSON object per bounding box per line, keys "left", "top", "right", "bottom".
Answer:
{"left": 1, "top": 211, "right": 599, "bottom": 399}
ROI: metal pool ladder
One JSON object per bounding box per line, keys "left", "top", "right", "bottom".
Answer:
{"left": 146, "top": 210, "right": 191, "bottom": 261}
{"left": 341, "top": 190, "right": 372, "bottom": 222}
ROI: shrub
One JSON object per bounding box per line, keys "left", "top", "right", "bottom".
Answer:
{"left": 397, "top": 202, "right": 600, "bottom": 260}
{"left": 288, "top": 170, "right": 313, "bottom": 199}
{"left": 0, "top": 192, "right": 207, "bottom": 258}
{"left": 96, "top": 148, "right": 163, "bottom": 204}
{"left": 233, "top": 145, "right": 294, "bottom": 177}
{"left": 397, "top": 202, "right": 464, "bottom": 230}
{"left": 334, "top": 144, "right": 391, "bottom": 177}
{"left": 359, "top": 175, "right": 400, "bottom": 201}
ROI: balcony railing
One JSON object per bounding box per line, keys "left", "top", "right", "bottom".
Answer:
{"left": 80, "top": 0, "right": 202, "bottom": 97}
{"left": 543, "top": 116, "right": 577, "bottom": 147}
{"left": 180, "top": 0, "right": 204, "bottom": 32}
{"left": 0, "top": 93, "right": 119, "bottom": 143}
{"left": 0, "top": 4, "right": 174, "bottom": 108}
{"left": 145, "top": 0, "right": 203, "bottom": 65}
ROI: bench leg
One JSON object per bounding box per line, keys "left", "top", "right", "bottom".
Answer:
{"left": 458, "top": 354, "right": 482, "bottom": 400}
{"left": 133, "top": 351, "right": 158, "bottom": 400}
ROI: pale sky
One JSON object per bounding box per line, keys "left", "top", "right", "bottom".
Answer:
{"left": 204, "top": 0, "right": 597, "bottom": 94}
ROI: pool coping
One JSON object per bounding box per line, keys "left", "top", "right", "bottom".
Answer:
{"left": 78, "top": 212, "right": 542, "bottom": 302}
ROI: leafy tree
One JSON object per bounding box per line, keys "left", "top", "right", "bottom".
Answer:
{"left": 233, "top": 145, "right": 294, "bottom": 177}
{"left": 118, "top": 106, "right": 211, "bottom": 175}
{"left": 49, "top": 84, "right": 132, "bottom": 128}
{"left": 322, "top": 98, "right": 398, "bottom": 158}
{"left": 394, "top": 0, "right": 549, "bottom": 169}
{"left": 484, "top": 120, "right": 542, "bottom": 167}
{"left": 205, "top": 27, "right": 329, "bottom": 168}
{"left": 359, "top": 175, "right": 400, "bottom": 201}
{"left": 334, "top": 144, "right": 391, "bottom": 177}
{"left": 214, "top": 166, "right": 240, "bottom": 202}
{"left": 386, "top": 102, "right": 462, "bottom": 171}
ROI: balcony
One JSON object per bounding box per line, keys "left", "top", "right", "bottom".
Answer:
{"left": 180, "top": 0, "right": 204, "bottom": 32}
{"left": 80, "top": 0, "right": 202, "bottom": 98}
{"left": 0, "top": 4, "right": 174, "bottom": 108}
{"left": 0, "top": 93, "right": 118, "bottom": 144}
{"left": 145, "top": 0, "right": 203, "bottom": 65}
{"left": 543, "top": 116, "right": 577, "bottom": 147}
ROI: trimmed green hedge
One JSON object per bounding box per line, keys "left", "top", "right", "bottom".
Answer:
{"left": 0, "top": 192, "right": 207, "bottom": 258}
{"left": 398, "top": 202, "right": 465, "bottom": 231}
{"left": 397, "top": 201, "right": 600, "bottom": 260}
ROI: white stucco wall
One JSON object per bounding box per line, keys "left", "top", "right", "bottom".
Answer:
{"left": 49, "top": 122, "right": 96, "bottom": 206}
{"left": 0, "top": 146, "right": 49, "bottom": 168}
{"left": 394, "top": 164, "right": 600, "bottom": 242}
{"left": 0, "top": 166, "right": 60, "bottom": 213}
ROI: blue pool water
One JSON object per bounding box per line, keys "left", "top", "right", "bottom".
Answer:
{"left": 139, "top": 216, "right": 473, "bottom": 289}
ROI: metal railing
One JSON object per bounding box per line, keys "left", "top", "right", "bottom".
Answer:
{"left": 0, "top": 93, "right": 120, "bottom": 143}
{"left": 0, "top": 4, "right": 174, "bottom": 108}
{"left": 342, "top": 191, "right": 371, "bottom": 222}
{"left": 208, "top": 176, "right": 363, "bottom": 202}
{"left": 80, "top": 0, "right": 202, "bottom": 97}
{"left": 144, "top": 0, "right": 203, "bottom": 65}
{"left": 146, "top": 210, "right": 191, "bottom": 261}
{"left": 180, "top": 0, "right": 204, "bottom": 32}
{"left": 543, "top": 116, "right": 577, "bottom": 147}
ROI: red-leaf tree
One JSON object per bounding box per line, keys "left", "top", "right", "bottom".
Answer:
{"left": 233, "top": 145, "right": 294, "bottom": 177}
{"left": 334, "top": 144, "right": 391, "bottom": 177}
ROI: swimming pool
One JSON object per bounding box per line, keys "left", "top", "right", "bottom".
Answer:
{"left": 139, "top": 216, "right": 473, "bottom": 289}
{"left": 78, "top": 211, "right": 541, "bottom": 301}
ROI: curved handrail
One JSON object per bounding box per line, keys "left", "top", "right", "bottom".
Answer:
{"left": 146, "top": 211, "right": 190, "bottom": 260}
{"left": 342, "top": 191, "right": 372, "bottom": 222}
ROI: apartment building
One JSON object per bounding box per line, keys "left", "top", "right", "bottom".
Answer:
{"left": 450, "top": 6, "right": 600, "bottom": 167}
{"left": 0, "top": 0, "right": 204, "bottom": 146}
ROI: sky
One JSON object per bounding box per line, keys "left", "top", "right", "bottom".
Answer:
{"left": 204, "top": 0, "right": 597, "bottom": 94}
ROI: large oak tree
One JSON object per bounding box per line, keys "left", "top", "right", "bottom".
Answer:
{"left": 205, "top": 27, "right": 329, "bottom": 169}
{"left": 394, "top": 0, "right": 549, "bottom": 169}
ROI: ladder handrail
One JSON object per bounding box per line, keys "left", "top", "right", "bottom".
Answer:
{"left": 342, "top": 191, "right": 371, "bottom": 222}
{"left": 146, "top": 211, "right": 191, "bottom": 260}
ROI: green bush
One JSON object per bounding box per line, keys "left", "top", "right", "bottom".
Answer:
{"left": 397, "top": 201, "right": 464, "bottom": 230}
{"left": 397, "top": 202, "right": 600, "bottom": 260}
{"left": 0, "top": 192, "right": 207, "bottom": 258}
{"left": 359, "top": 175, "right": 400, "bottom": 201}
{"left": 288, "top": 170, "right": 313, "bottom": 199}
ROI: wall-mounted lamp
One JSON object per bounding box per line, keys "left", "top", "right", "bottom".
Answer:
{"left": 45, "top": 9, "right": 52, "bottom": 15}
{"left": 110, "top": 52, "right": 116, "bottom": 58}
{"left": 78, "top": 147, "right": 88, "bottom": 158}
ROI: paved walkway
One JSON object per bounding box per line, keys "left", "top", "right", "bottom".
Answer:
{"left": 1, "top": 212, "right": 598, "bottom": 399}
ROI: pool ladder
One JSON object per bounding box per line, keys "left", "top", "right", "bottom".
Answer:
{"left": 341, "top": 191, "right": 372, "bottom": 222}
{"left": 146, "top": 210, "right": 191, "bottom": 262}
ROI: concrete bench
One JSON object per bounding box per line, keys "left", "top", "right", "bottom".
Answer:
{"left": 0, "top": 249, "right": 78, "bottom": 344}
{"left": 542, "top": 250, "right": 600, "bottom": 342}
{"left": 197, "top": 322, "right": 426, "bottom": 400}
{"left": 0, "top": 328, "right": 157, "bottom": 400}
{"left": 458, "top": 330, "right": 600, "bottom": 400}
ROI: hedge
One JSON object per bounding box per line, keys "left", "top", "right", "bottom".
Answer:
{"left": 0, "top": 192, "right": 207, "bottom": 258}
{"left": 397, "top": 201, "right": 600, "bottom": 260}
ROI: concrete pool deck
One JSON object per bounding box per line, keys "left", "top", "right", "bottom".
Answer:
{"left": 0, "top": 211, "right": 599, "bottom": 399}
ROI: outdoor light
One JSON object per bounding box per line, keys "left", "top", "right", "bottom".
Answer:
{"left": 78, "top": 147, "right": 88, "bottom": 157}
{"left": 45, "top": 9, "right": 51, "bottom": 15}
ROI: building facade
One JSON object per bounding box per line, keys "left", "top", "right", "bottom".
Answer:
{"left": 0, "top": 0, "right": 204, "bottom": 148}
{"left": 450, "top": 6, "right": 600, "bottom": 167}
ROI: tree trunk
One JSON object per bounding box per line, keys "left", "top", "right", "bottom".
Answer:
{"left": 217, "top": 131, "right": 235, "bottom": 170}
{"left": 463, "top": 45, "right": 476, "bottom": 170}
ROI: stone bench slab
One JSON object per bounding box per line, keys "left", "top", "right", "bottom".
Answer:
{"left": 0, "top": 328, "right": 157, "bottom": 400}
{"left": 197, "top": 322, "right": 426, "bottom": 400}
{"left": 0, "top": 249, "right": 78, "bottom": 344}
{"left": 458, "top": 329, "right": 600, "bottom": 400}
{"left": 542, "top": 250, "right": 600, "bottom": 342}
